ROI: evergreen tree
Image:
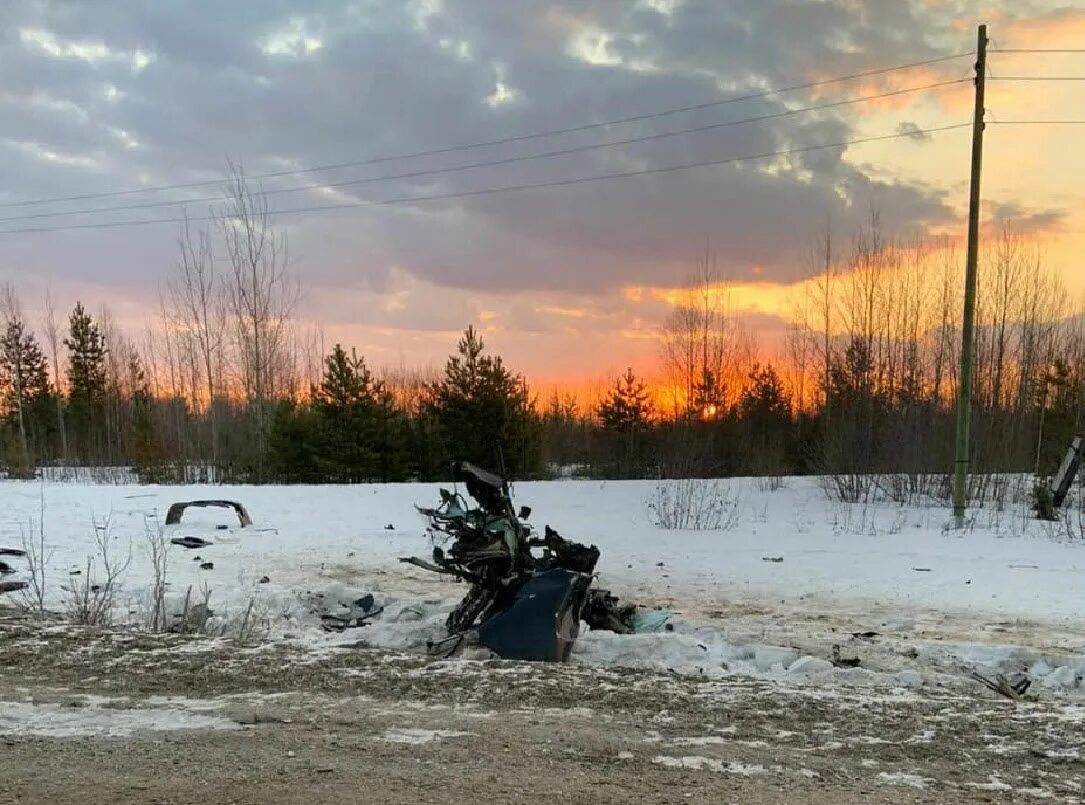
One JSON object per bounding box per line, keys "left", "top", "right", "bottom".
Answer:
{"left": 737, "top": 363, "right": 792, "bottom": 475}
{"left": 598, "top": 368, "right": 653, "bottom": 432}
{"left": 737, "top": 364, "right": 791, "bottom": 431}
{"left": 0, "top": 317, "right": 52, "bottom": 473}
{"left": 691, "top": 367, "right": 726, "bottom": 421}
{"left": 597, "top": 367, "right": 654, "bottom": 478}
{"left": 1033, "top": 360, "right": 1080, "bottom": 476}
{"left": 267, "top": 399, "right": 322, "bottom": 483}
{"left": 309, "top": 344, "right": 407, "bottom": 482}
{"left": 127, "top": 354, "right": 163, "bottom": 481}
{"left": 819, "top": 337, "right": 886, "bottom": 484}
{"left": 426, "top": 326, "right": 539, "bottom": 477}
{"left": 540, "top": 393, "right": 590, "bottom": 476}
{"left": 64, "top": 302, "right": 108, "bottom": 462}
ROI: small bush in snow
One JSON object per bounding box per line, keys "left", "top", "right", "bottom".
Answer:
{"left": 20, "top": 486, "right": 52, "bottom": 619}
{"left": 755, "top": 475, "right": 785, "bottom": 493}
{"left": 822, "top": 472, "right": 876, "bottom": 503}
{"left": 172, "top": 583, "right": 214, "bottom": 634}
{"left": 63, "top": 515, "right": 131, "bottom": 627}
{"left": 647, "top": 478, "right": 739, "bottom": 530}
{"left": 143, "top": 517, "right": 170, "bottom": 632}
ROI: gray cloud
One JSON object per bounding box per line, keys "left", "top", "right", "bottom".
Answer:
{"left": 0, "top": 0, "right": 1060, "bottom": 342}
{"left": 895, "top": 121, "right": 933, "bottom": 142}
{"left": 986, "top": 201, "right": 1067, "bottom": 234}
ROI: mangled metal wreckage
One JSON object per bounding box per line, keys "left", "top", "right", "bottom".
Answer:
{"left": 401, "top": 461, "right": 666, "bottom": 662}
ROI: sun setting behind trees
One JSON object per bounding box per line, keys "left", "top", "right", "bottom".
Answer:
{"left": 0, "top": 2, "right": 1084, "bottom": 494}
{"left": 0, "top": 180, "right": 1079, "bottom": 491}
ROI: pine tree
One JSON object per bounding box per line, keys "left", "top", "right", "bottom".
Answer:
{"left": 598, "top": 368, "right": 653, "bottom": 433}
{"left": 737, "top": 364, "right": 791, "bottom": 429}
{"left": 266, "top": 399, "right": 320, "bottom": 483}
{"left": 314, "top": 345, "right": 376, "bottom": 411}
{"left": 427, "top": 326, "right": 539, "bottom": 477}
{"left": 309, "top": 344, "right": 407, "bottom": 482}
{"left": 737, "top": 363, "right": 792, "bottom": 475}
{"left": 0, "top": 317, "right": 52, "bottom": 473}
{"left": 597, "top": 367, "right": 653, "bottom": 478}
{"left": 820, "top": 337, "right": 884, "bottom": 479}
{"left": 64, "top": 302, "right": 108, "bottom": 462}
{"left": 692, "top": 367, "right": 726, "bottom": 421}
{"left": 127, "top": 354, "right": 163, "bottom": 480}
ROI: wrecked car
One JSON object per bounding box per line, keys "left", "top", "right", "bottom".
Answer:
{"left": 402, "top": 461, "right": 667, "bottom": 662}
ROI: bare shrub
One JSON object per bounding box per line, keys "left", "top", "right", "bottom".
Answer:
{"left": 63, "top": 515, "right": 131, "bottom": 626}
{"left": 20, "top": 486, "right": 52, "bottom": 618}
{"left": 235, "top": 596, "right": 257, "bottom": 644}
{"left": 877, "top": 472, "right": 947, "bottom": 505}
{"left": 822, "top": 472, "right": 877, "bottom": 503}
{"left": 144, "top": 516, "right": 170, "bottom": 632}
{"left": 648, "top": 478, "right": 740, "bottom": 530}
{"left": 755, "top": 474, "right": 785, "bottom": 493}
{"left": 172, "top": 583, "right": 213, "bottom": 634}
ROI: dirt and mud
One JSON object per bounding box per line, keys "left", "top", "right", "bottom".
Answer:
{"left": 3, "top": 619, "right": 1084, "bottom": 804}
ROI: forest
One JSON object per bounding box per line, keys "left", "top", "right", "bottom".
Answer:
{"left": 2, "top": 171, "right": 1082, "bottom": 500}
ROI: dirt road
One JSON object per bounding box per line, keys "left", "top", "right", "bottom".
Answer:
{"left": 2, "top": 622, "right": 1083, "bottom": 804}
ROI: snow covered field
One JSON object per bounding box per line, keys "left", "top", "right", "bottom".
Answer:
{"left": 1, "top": 476, "right": 1083, "bottom": 693}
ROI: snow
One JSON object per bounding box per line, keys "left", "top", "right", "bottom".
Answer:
{"left": 0, "top": 699, "right": 239, "bottom": 738}
{"left": 787, "top": 656, "right": 835, "bottom": 675}
{"left": 378, "top": 728, "right": 475, "bottom": 744}
{"left": 651, "top": 755, "right": 765, "bottom": 775}
{"left": 2, "top": 476, "right": 1085, "bottom": 690}
{"left": 877, "top": 771, "right": 933, "bottom": 789}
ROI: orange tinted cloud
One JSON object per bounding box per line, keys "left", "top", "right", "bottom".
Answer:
{"left": 1003, "top": 7, "right": 1085, "bottom": 45}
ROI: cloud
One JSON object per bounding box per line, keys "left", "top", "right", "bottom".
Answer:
{"left": 985, "top": 200, "right": 1068, "bottom": 235}
{"left": 0, "top": 0, "right": 1073, "bottom": 376}
{"left": 895, "top": 121, "right": 933, "bottom": 142}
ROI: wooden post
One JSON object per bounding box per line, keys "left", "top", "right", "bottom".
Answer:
{"left": 952, "top": 24, "right": 988, "bottom": 528}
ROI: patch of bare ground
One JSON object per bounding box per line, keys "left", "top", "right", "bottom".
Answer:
{"left": 2, "top": 623, "right": 1084, "bottom": 803}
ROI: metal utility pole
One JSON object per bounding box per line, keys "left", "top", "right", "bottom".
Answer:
{"left": 952, "top": 24, "right": 989, "bottom": 528}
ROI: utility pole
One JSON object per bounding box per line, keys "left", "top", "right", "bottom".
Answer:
{"left": 952, "top": 23, "right": 988, "bottom": 528}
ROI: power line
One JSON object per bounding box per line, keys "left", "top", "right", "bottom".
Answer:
{"left": 989, "top": 48, "right": 1085, "bottom": 53}
{"left": 0, "top": 78, "right": 969, "bottom": 225}
{"left": 989, "top": 120, "right": 1085, "bottom": 124}
{"left": 0, "top": 52, "right": 973, "bottom": 210}
{"left": 0, "top": 123, "right": 969, "bottom": 236}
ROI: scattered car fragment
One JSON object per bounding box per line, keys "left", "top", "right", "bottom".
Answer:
{"left": 165, "top": 500, "right": 253, "bottom": 527}
{"left": 171, "top": 536, "right": 213, "bottom": 550}
{"left": 402, "top": 461, "right": 667, "bottom": 662}
{"left": 0, "top": 547, "right": 28, "bottom": 597}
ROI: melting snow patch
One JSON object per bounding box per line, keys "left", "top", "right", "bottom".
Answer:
{"left": 1017, "top": 788, "right": 1055, "bottom": 799}
{"left": 378, "top": 728, "right": 474, "bottom": 745}
{"left": 671, "top": 735, "right": 731, "bottom": 746}
{"left": 966, "top": 777, "right": 1014, "bottom": 792}
{"left": 849, "top": 735, "right": 892, "bottom": 746}
{"left": 0, "top": 701, "right": 239, "bottom": 739}
{"left": 652, "top": 755, "right": 765, "bottom": 775}
{"left": 877, "top": 771, "right": 932, "bottom": 789}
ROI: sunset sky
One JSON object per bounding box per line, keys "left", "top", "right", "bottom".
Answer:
{"left": 0, "top": 0, "right": 1083, "bottom": 388}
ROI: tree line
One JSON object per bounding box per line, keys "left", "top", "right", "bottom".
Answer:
{"left": 1, "top": 169, "right": 1081, "bottom": 496}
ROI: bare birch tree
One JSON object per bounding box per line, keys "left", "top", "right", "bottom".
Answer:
{"left": 217, "top": 161, "right": 299, "bottom": 476}
{"left": 659, "top": 248, "right": 745, "bottom": 421}
{"left": 166, "top": 215, "right": 225, "bottom": 462}
{"left": 42, "top": 287, "right": 68, "bottom": 461}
